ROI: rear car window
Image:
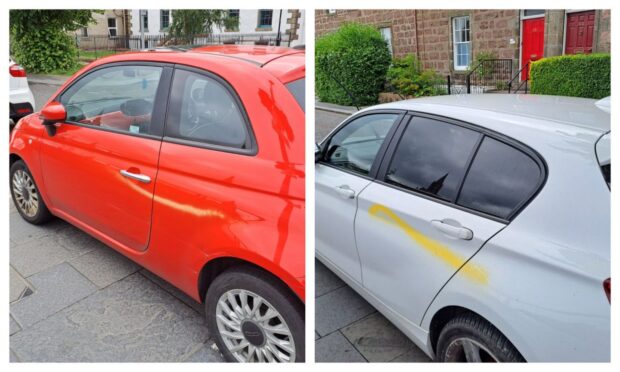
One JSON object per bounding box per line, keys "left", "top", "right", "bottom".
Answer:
{"left": 457, "top": 137, "right": 541, "bottom": 219}
{"left": 385, "top": 117, "right": 480, "bottom": 202}
{"left": 286, "top": 78, "right": 305, "bottom": 112}
{"left": 166, "top": 69, "right": 250, "bottom": 150}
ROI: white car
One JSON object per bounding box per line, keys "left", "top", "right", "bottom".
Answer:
{"left": 9, "top": 59, "right": 35, "bottom": 125}
{"left": 315, "top": 94, "right": 610, "bottom": 362}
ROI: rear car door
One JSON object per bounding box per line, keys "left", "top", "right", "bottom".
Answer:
{"left": 354, "top": 114, "right": 544, "bottom": 324}
{"left": 39, "top": 63, "right": 172, "bottom": 252}
{"left": 316, "top": 111, "right": 403, "bottom": 282}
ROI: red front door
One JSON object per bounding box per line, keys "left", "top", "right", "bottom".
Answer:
{"left": 565, "top": 11, "right": 595, "bottom": 55}
{"left": 521, "top": 17, "right": 545, "bottom": 81}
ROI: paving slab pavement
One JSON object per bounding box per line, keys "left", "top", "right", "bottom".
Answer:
{"left": 9, "top": 210, "right": 223, "bottom": 362}
{"left": 314, "top": 259, "right": 431, "bottom": 363}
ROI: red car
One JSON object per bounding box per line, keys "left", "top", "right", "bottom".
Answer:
{"left": 9, "top": 45, "right": 305, "bottom": 363}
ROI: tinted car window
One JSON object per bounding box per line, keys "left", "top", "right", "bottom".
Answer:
{"left": 286, "top": 78, "right": 305, "bottom": 112}
{"left": 457, "top": 136, "right": 541, "bottom": 219}
{"left": 166, "top": 69, "right": 249, "bottom": 149}
{"left": 386, "top": 117, "right": 479, "bottom": 201}
{"left": 60, "top": 65, "right": 163, "bottom": 135}
{"left": 324, "top": 113, "right": 398, "bottom": 176}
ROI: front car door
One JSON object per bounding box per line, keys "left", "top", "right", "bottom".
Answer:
{"left": 354, "top": 114, "right": 545, "bottom": 327}
{"left": 315, "top": 111, "right": 403, "bottom": 282}
{"left": 39, "top": 63, "right": 172, "bottom": 252}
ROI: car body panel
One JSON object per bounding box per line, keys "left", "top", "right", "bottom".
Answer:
{"left": 38, "top": 124, "right": 160, "bottom": 251}
{"left": 10, "top": 46, "right": 305, "bottom": 304}
{"left": 355, "top": 182, "right": 507, "bottom": 325}
{"left": 315, "top": 164, "right": 372, "bottom": 282}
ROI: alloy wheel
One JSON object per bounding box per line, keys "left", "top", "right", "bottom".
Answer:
{"left": 444, "top": 337, "right": 499, "bottom": 362}
{"left": 12, "top": 169, "right": 39, "bottom": 218}
{"left": 215, "top": 289, "right": 296, "bottom": 362}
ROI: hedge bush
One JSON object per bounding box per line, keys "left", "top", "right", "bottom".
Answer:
{"left": 530, "top": 53, "right": 610, "bottom": 99}
{"left": 10, "top": 10, "right": 97, "bottom": 74}
{"left": 316, "top": 23, "right": 391, "bottom": 106}
{"left": 11, "top": 28, "right": 80, "bottom": 74}
{"left": 386, "top": 54, "right": 446, "bottom": 97}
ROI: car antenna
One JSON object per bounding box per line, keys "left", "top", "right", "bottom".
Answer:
{"left": 318, "top": 65, "right": 361, "bottom": 111}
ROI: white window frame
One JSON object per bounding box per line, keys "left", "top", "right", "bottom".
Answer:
{"left": 160, "top": 10, "right": 170, "bottom": 31}
{"left": 380, "top": 27, "right": 393, "bottom": 56}
{"left": 140, "top": 10, "right": 149, "bottom": 32}
{"left": 107, "top": 18, "right": 117, "bottom": 38}
{"left": 452, "top": 16, "right": 471, "bottom": 71}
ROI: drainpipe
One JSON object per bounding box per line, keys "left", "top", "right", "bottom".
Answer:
{"left": 276, "top": 9, "right": 283, "bottom": 46}
{"left": 414, "top": 10, "right": 420, "bottom": 61}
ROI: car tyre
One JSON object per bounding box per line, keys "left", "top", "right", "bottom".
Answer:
{"left": 10, "top": 160, "right": 53, "bottom": 225}
{"left": 436, "top": 313, "right": 524, "bottom": 362}
{"left": 205, "top": 266, "right": 305, "bottom": 363}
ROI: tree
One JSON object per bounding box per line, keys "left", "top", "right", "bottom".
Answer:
{"left": 10, "top": 10, "right": 100, "bottom": 73}
{"left": 168, "top": 10, "right": 238, "bottom": 44}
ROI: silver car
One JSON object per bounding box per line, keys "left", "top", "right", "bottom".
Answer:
{"left": 315, "top": 94, "right": 610, "bottom": 362}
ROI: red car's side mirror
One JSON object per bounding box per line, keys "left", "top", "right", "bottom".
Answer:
{"left": 40, "top": 101, "right": 67, "bottom": 136}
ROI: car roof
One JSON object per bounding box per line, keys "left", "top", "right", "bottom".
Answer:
{"left": 85, "top": 45, "right": 304, "bottom": 84}
{"left": 366, "top": 94, "right": 610, "bottom": 134}
{"left": 191, "top": 45, "right": 305, "bottom": 83}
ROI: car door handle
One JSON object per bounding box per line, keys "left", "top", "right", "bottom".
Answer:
{"left": 334, "top": 185, "right": 356, "bottom": 199}
{"left": 120, "top": 169, "right": 151, "bottom": 184}
{"left": 431, "top": 220, "right": 473, "bottom": 240}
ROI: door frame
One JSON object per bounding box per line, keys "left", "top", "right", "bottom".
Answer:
{"left": 518, "top": 10, "right": 546, "bottom": 80}
{"left": 562, "top": 9, "right": 596, "bottom": 55}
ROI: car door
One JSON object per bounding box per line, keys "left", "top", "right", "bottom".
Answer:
{"left": 354, "top": 114, "right": 544, "bottom": 325}
{"left": 315, "top": 111, "right": 403, "bottom": 282}
{"left": 39, "top": 63, "right": 172, "bottom": 252}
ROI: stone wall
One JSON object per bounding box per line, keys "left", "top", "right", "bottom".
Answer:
{"left": 315, "top": 9, "right": 610, "bottom": 78}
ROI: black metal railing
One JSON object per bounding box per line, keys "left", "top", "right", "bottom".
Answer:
{"left": 466, "top": 59, "right": 513, "bottom": 94}
{"left": 74, "top": 33, "right": 292, "bottom": 60}
{"left": 507, "top": 62, "right": 529, "bottom": 94}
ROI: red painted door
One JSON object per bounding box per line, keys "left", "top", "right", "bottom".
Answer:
{"left": 521, "top": 18, "right": 545, "bottom": 81}
{"left": 565, "top": 11, "right": 595, "bottom": 55}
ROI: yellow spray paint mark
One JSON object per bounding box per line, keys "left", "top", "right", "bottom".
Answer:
{"left": 368, "top": 204, "right": 488, "bottom": 284}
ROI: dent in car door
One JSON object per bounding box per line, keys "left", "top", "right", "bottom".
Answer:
{"left": 39, "top": 64, "right": 172, "bottom": 252}
{"left": 316, "top": 112, "right": 402, "bottom": 283}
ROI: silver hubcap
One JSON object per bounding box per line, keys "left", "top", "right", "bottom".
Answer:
{"left": 445, "top": 337, "right": 499, "bottom": 362}
{"left": 12, "top": 169, "right": 39, "bottom": 218}
{"left": 216, "top": 289, "right": 295, "bottom": 362}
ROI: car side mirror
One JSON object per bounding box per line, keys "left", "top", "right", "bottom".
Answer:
{"left": 315, "top": 143, "right": 322, "bottom": 163}
{"left": 40, "top": 101, "right": 67, "bottom": 136}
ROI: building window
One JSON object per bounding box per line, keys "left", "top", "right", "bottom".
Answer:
{"left": 140, "top": 10, "right": 149, "bottom": 32}
{"left": 227, "top": 9, "right": 240, "bottom": 31}
{"left": 81, "top": 27, "right": 88, "bottom": 37}
{"left": 380, "top": 27, "right": 393, "bottom": 56}
{"left": 258, "top": 9, "right": 273, "bottom": 29}
{"left": 107, "top": 18, "right": 117, "bottom": 37}
{"left": 452, "top": 16, "right": 471, "bottom": 70}
{"left": 523, "top": 9, "right": 545, "bottom": 18}
{"left": 160, "top": 10, "right": 170, "bottom": 31}
{"left": 327, "top": 9, "right": 336, "bottom": 14}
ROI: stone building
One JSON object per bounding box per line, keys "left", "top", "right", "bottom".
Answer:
{"left": 316, "top": 9, "right": 610, "bottom": 79}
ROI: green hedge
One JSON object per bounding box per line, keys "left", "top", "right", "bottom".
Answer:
{"left": 530, "top": 53, "right": 610, "bottom": 99}
{"left": 316, "top": 23, "right": 391, "bottom": 106}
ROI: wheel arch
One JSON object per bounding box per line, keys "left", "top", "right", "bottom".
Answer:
{"left": 197, "top": 256, "right": 303, "bottom": 306}
{"left": 427, "top": 305, "right": 526, "bottom": 361}
{"left": 9, "top": 153, "right": 22, "bottom": 166}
